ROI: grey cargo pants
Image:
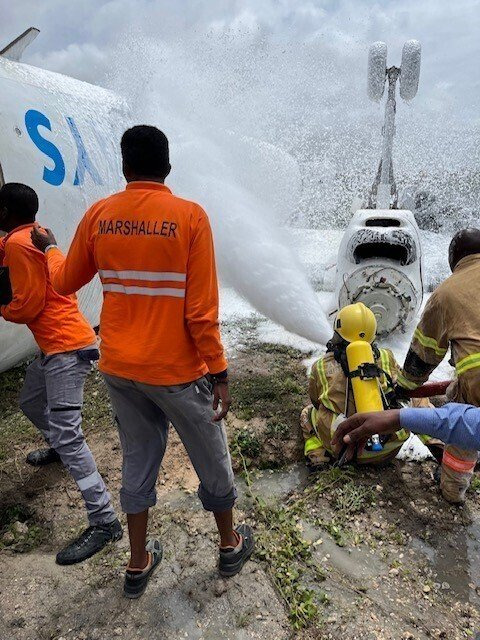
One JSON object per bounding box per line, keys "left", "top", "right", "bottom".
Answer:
{"left": 103, "top": 373, "right": 237, "bottom": 514}
{"left": 19, "top": 350, "right": 116, "bottom": 526}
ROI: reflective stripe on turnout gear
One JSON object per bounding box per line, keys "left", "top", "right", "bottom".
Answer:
{"left": 417, "top": 433, "right": 433, "bottom": 444}
{"left": 396, "top": 370, "right": 419, "bottom": 390}
{"left": 316, "top": 359, "right": 336, "bottom": 413}
{"left": 395, "top": 429, "right": 410, "bottom": 442}
{"left": 455, "top": 352, "right": 480, "bottom": 376}
{"left": 304, "top": 435, "right": 323, "bottom": 455}
{"left": 413, "top": 328, "right": 448, "bottom": 357}
{"left": 310, "top": 406, "right": 332, "bottom": 444}
{"left": 442, "top": 449, "right": 477, "bottom": 473}
{"left": 380, "top": 348, "right": 390, "bottom": 378}
{"left": 379, "top": 348, "right": 393, "bottom": 390}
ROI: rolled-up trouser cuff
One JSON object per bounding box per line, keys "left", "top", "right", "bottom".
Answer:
{"left": 89, "top": 511, "right": 118, "bottom": 526}
{"left": 120, "top": 488, "right": 157, "bottom": 514}
{"left": 198, "top": 483, "right": 237, "bottom": 512}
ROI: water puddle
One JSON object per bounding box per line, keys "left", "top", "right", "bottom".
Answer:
{"left": 412, "top": 519, "right": 480, "bottom": 603}
{"left": 237, "top": 462, "right": 480, "bottom": 606}
{"left": 237, "top": 463, "right": 309, "bottom": 505}
{"left": 302, "top": 520, "right": 387, "bottom": 582}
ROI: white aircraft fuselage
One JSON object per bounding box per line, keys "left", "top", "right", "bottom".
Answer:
{"left": 0, "top": 55, "right": 129, "bottom": 372}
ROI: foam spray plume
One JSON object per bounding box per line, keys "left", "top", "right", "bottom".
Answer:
{"left": 107, "top": 34, "right": 332, "bottom": 345}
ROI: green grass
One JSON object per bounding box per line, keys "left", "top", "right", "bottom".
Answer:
{"left": 0, "top": 503, "right": 48, "bottom": 552}
{"left": 0, "top": 412, "right": 38, "bottom": 462}
{"left": 229, "top": 341, "right": 309, "bottom": 470}
{"left": 0, "top": 363, "right": 28, "bottom": 419}
{"left": 231, "top": 373, "right": 304, "bottom": 421}
{"left": 230, "top": 342, "right": 307, "bottom": 423}
{"left": 469, "top": 474, "right": 480, "bottom": 493}
{"left": 331, "top": 481, "right": 376, "bottom": 517}
{"left": 300, "top": 468, "right": 376, "bottom": 548}
{"left": 236, "top": 442, "right": 326, "bottom": 630}
{"left": 232, "top": 428, "right": 262, "bottom": 460}
{"left": 266, "top": 419, "right": 290, "bottom": 439}
{"left": 0, "top": 364, "right": 38, "bottom": 461}
{"left": 255, "top": 501, "right": 322, "bottom": 629}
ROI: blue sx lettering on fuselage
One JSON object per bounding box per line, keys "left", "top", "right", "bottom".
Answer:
{"left": 24, "top": 109, "right": 103, "bottom": 187}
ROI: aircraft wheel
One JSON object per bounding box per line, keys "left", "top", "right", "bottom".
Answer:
{"left": 400, "top": 39, "right": 421, "bottom": 100}
{"left": 367, "top": 41, "right": 387, "bottom": 101}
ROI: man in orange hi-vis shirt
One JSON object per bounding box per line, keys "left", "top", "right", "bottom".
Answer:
{"left": 32, "top": 125, "right": 254, "bottom": 599}
{"left": 0, "top": 183, "right": 122, "bottom": 566}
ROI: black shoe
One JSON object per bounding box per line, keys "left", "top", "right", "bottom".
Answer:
{"left": 219, "top": 524, "right": 255, "bottom": 578}
{"left": 26, "top": 447, "right": 60, "bottom": 466}
{"left": 56, "top": 518, "right": 123, "bottom": 565}
{"left": 306, "top": 459, "right": 330, "bottom": 474}
{"left": 124, "top": 539, "right": 163, "bottom": 599}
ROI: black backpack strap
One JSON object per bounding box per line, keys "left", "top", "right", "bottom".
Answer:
{"left": 326, "top": 337, "right": 351, "bottom": 378}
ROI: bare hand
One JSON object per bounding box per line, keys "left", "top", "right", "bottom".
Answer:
{"left": 31, "top": 223, "right": 57, "bottom": 253}
{"left": 331, "top": 410, "right": 401, "bottom": 462}
{"left": 213, "top": 382, "right": 232, "bottom": 421}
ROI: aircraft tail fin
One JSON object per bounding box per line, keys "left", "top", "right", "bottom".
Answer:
{"left": 0, "top": 27, "right": 40, "bottom": 62}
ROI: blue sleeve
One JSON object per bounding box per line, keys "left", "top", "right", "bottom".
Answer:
{"left": 400, "top": 403, "right": 480, "bottom": 451}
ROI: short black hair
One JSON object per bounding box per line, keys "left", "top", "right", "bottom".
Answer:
{"left": 121, "top": 125, "right": 170, "bottom": 179}
{"left": 449, "top": 228, "right": 480, "bottom": 271}
{"left": 0, "top": 183, "right": 39, "bottom": 222}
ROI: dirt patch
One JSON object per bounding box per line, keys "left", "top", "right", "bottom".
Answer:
{"left": 228, "top": 342, "right": 309, "bottom": 470}
{"left": 241, "top": 461, "right": 480, "bottom": 639}
{"left": 1, "top": 342, "right": 480, "bottom": 640}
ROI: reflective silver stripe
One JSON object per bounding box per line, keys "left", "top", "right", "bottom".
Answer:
{"left": 76, "top": 471, "right": 101, "bottom": 492}
{"left": 99, "top": 269, "right": 186, "bottom": 282}
{"left": 102, "top": 283, "right": 185, "bottom": 297}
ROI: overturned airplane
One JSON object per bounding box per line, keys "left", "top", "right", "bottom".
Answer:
{"left": 0, "top": 28, "right": 130, "bottom": 372}
{"left": 334, "top": 40, "right": 423, "bottom": 337}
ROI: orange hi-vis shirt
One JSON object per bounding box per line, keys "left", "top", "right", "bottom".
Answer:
{"left": 0, "top": 224, "right": 95, "bottom": 355}
{"left": 45, "top": 182, "right": 227, "bottom": 385}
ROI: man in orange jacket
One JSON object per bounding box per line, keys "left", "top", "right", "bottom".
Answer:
{"left": 32, "top": 125, "right": 254, "bottom": 598}
{"left": 0, "top": 183, "right": 122, "bottom": 564}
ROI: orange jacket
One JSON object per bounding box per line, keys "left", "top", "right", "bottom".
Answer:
{"left": 45, "top": 181, "right": 227, "bottom": 385}
{"left": 0, "top": 224, "right": 95, "bottom": 355}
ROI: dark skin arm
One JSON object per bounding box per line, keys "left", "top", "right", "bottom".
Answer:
{"left": 331, "top": 410, "right": 401, "bottom": 462}
{"left": 212, "top": 380, "right": 232, "bottom": 422}
{"left": 31, "top": 224, "right": 57, "bottom": 252}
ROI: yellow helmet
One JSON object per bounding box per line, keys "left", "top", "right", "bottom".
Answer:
{"left": 334, "top": 302, "right": 377, "bottom": 344}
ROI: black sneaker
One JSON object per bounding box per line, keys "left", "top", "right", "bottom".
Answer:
{"left": 124, "top": 539, "right": 163, "bottom": 599}
{"left": 56, "top": 518, "right": 123, "bottom": 565}
{"left": 26, "top": 447, "right": 60, "bottom": 466}
{"left": 219, "top": 524, "right": 255, "bottom": 578}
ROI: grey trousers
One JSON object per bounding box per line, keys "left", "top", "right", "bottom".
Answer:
{"left": 19, "top": 351, "right": 116, "bottom": 526}
{"left": 103, "top": 373, "right": 237, "bottom": 514}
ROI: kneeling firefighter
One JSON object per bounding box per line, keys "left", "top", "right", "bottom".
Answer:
{"left": 301, "top": 303, "right": 433, "bottom": 469}
{"left": 397, "top": 229, "right": 480, "bottom": 503}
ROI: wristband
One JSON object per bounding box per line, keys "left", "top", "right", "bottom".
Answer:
{"left": 211, "top": 369, "right": 228, "bottom": 384}
{"left": 45, "top": 244, "right": 58, "bottom": 253}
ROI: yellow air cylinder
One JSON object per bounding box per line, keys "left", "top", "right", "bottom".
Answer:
{"left": 345, "top": 340, "right": 383, "bottom": 414}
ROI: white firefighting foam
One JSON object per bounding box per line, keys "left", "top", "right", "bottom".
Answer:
{"left": 107, "top": 35, "right": 332, "bottom": 345}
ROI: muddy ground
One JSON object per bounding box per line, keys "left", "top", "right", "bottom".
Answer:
{"left": 1, "top": 332, "right": 479, "bottom": 640}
